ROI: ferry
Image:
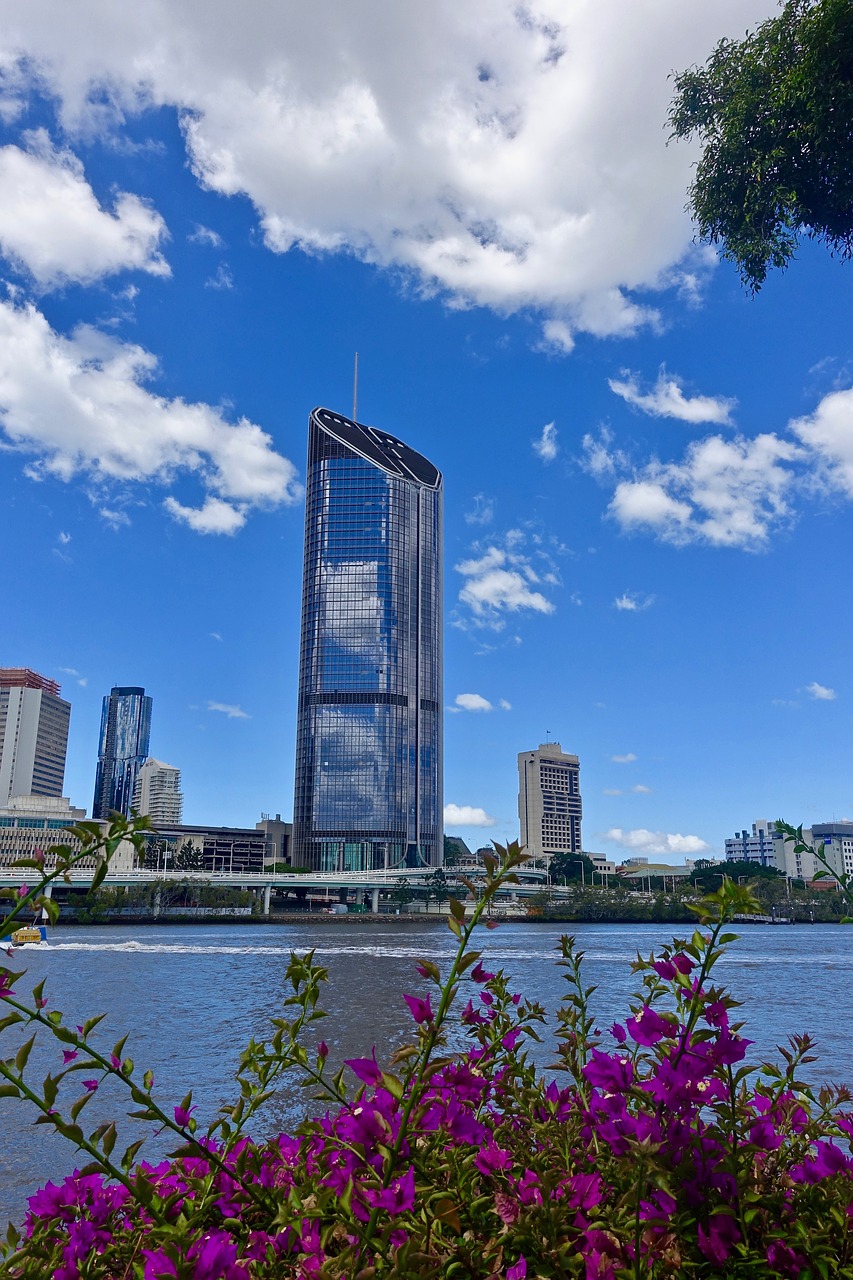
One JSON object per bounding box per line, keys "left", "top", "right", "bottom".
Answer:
{"left": 1, "top": 925, "right": 47, "bottom": 946}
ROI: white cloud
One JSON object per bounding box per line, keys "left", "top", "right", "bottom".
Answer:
{"left": 208, "top": 700, "right": 250, "bottom": 719}
{"left": 165, "top": 496, "right": 246, "bottom": 535}
{"left": 805, "top": 681, "right": 837, "bottom": 701}
{"left": 613, "top": 591, "right": 654, "bottom": 612}
{"left": 538, "top": 320, "right": 575, "bottom": 354}
{"left": 444, "top": 803, "right": 495, "bottom": 827}
{"left": 533, "top": 421, "right": 558, "bottom": 462}
{"left": 59, "top": 666, "right": 87, "bottom": 687}
{"left": 210, "top": 631, "right": 223, "bottom": 641}
{"left": 464, "top": 493, "right": 494, "bottom": 526}
{"left": 456, "top": 544, "right": 555, "bottom": 626}
{"left": 498, "top": 698, "right": 512, "bottom": 711}
{"left": 790, "top": 387, "right": 853, "bottom": 498}
{"left": 0, "top": 297, "right": 300, "bottom": 530}
{"left": 580, "top": 428, "right": 630, "bottom": 480}
{"left": 58, "top": 531, "right": 71, "bottom": 544}
{"left": 454, "top": 692, "right": 493, "bottom": 712}
{"left": 609, "top": 369, "right": 736, "bottom": 425}
{"left": 0, "top": 131, "right": 169, "bottom": 287}
{"left": 603, "top": 788, "right": 623, "bottom": 796}
{"left": 205, "top": 263, "right": 233, "bottom": 290}
{"left": 609, "top": 434, "right": 803, "bottom": 550}
{"left": 99, "top": 507, "right": 130, "bottom": 529}
{"left": 190, "top": 224, "right": 224, "bottom": 247}
{"left": 0, "top": 1, "right": 774, "bottom": 339}
{"left": 632, "top": 784, "right": 652, "bottom": 794}
{"left": 606, "top": 827, "right": 710, "bottom": 856}
{"left": 611, "top": 753, "right": 636, "bottom": 763}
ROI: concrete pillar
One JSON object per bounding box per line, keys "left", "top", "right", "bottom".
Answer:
{"left": 153, "top": 887, "right": 161, "bottom": 918}
{"left": 371, "top": 887, "right": 380, "bottom": 914}
{"left": 338, "top": 886, "right": 348, "bottom": 905}
{"left": 263, "top": 883, "right": 271, "bottom": 916}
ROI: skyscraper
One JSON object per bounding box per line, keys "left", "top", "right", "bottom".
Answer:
{"left": 292, "top": 407, "right": 443, "bottom": 872}
{"left": 0, "top": 669, "right": 71, "bottom": 805}
{"left": 518, "top": 741, "right": 583, "bottom": 865}
{"left": 132, "top": 758, "right": 183, "bottom": 825}
{"left": 92, "top": 686, "right": 152, "bottom": 819}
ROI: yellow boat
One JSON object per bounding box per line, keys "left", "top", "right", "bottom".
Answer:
{"left": 5, "top": 925, "right": 46, "bottom": 946}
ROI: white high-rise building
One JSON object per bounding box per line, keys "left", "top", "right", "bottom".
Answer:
{"left": 518, "top": 741, "right": 583, "bottom": 865}
{"left": 132, "top": 758, "right": 183, "bottom": 825}
{"left": 0, "top": 669, "right": 71, "bottom": 807}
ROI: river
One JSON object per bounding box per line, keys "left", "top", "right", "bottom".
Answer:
{"left": 1, "top": 918, "right": 850, "bottom": 1224}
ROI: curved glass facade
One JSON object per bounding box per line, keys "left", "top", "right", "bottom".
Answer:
{"left": 92, "top": 686, "right": 152, "bottom": 820}
{"left": 292, "top": 408, "right": 443, "bottom": 871}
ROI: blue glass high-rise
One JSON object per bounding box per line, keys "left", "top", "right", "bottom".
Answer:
{"left": 92, "top": 686, "right": 152, "bottom": 819}
{"left": 292, "top": 408, "right": 443, "bottom": 872}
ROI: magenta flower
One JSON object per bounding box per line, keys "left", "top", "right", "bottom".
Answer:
{"left": 62, "top": 1050, "right": 78, "bottom": 1065}
{"left": 174, "top": 1103, "right": 197, "bottom": 1127}
{"left": 16, "top": 884, "right": 28, "bottom": 898}
{"left": 766, "top": 1240, "right": 806, "bottom": 1276}
{"left": 626, "top": 1006, "right": 675, "bottom": 1046}
{"left": 474, "top": 1142, "right": 513, "bottom": 1176}
{"left": 0, "top": 972, "right": 16, "bottom": 999}
{"left": 583, "top": 1049, "right": 634, "bottom": 1094}
{"left": 610, "top": 1022, "right": 627, "bottom": 1044}
{"left": 698, "top": 1213, "right": 740, "bottom": 1265}
{"left": 83, "top": 1079, "right": 99, "bottom": 1092}
{"left": 403, "top": 993, "right": 433, "bottom": 1024}
{"left": 317, "top": 1041, "right": 328, "bottom": 1061}
{"left": 470, "top": 961, "right": 495, "bottom": 983}
{"left": 344, "top": 1052, "right": 383, "bottom": 1085}
{"left": 506, "top": 1256, "right": 527, "bottom": 1280}
{"left": 362, "top": 1167, "right": 416, "bottom": 1214}
{"left": 652, "top": 959, "right": 676, "bottom": 980}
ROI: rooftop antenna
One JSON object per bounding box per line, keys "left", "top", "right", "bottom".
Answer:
{"left": 352, "top": 351, "right": 359, "bottom": 421}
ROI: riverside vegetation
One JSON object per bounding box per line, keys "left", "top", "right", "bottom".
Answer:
{"left": 1, "top": 820, "right": 853, "bottom": 1277}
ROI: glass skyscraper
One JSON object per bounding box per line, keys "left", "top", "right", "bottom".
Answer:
{"left": 292, "top": 407, "right": 443, "bottom": 872}
{"left": 92, "top": 686, "right": 152, "bottom": 820}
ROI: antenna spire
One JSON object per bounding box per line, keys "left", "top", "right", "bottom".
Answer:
{"left": 353, "top": 352, "right": 359, "bottom": 421}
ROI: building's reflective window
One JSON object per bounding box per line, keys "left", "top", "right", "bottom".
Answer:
{"left": 293, "top": 411, "right": 442, "bottom": 871}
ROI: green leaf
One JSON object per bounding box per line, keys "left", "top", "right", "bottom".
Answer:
{"left": 448, "top": 898, "right": 466, "bottom": 922}
{"left": 14, "top": 1036, "right": 35, "bottom": 1073}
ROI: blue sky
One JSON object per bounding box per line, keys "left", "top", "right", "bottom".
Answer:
{"left": 1, "top": 1, "right": 850, "bottom": 863}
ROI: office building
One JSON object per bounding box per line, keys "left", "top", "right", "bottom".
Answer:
{"left": 92, "top": 686, "right": 152, "bottom": 820}
{"left": 132, "top": 758, "right": 183, "bottom": 825}
{"left": 0, "top": 669, "right": 71, "bottom": 806}
{"left": 518, "top": 741, "right": 582, "bottom": 864}
{"left": 724, "top": 819, "right": 779, "bottom": 866}
{"left": 0, "top": 794, "right": 136, "bottom": 870}
{"left": 775, "top": 822, "right": 853, "bottom": 883}
{"left": 292, "top": 407, "right": 443, "bottom": 872}
{"left": 141, "top": 823, "right": 270, "bottom": 874}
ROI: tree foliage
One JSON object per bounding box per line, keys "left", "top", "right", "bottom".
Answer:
{"left": 549, "top": 851, "right": 596, "bottom": 884}
{"left": 669, "top": 0, "right": 853, "bottom": 289}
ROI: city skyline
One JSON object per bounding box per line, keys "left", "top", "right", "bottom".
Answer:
{"left": 1, "top": 2, "right": 851, "bottom": 863}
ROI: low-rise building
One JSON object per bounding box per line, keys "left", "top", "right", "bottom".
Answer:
{"left": 141, "top": 823, "right": 270, "bottom": 874}
{"left": 0, "top": 794, "right": 136, "bottom": 869}
{"left": 725, "top": 819, "right": 779, "bottom": 867}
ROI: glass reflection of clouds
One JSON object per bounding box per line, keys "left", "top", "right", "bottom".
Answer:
{"left": 293, "top": 409, "right": 442, "bottom": 872}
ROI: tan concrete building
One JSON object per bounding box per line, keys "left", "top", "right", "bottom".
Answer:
{"left": 132, "top": 758, "right": 183, "bottom": 825}
{"left": 0, "top": 794, "right": 136, "bottom": 870}
{"left": 517, "top": 741, "right": 582, "bottom": 865}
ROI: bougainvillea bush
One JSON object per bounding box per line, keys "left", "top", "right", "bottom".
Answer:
{"left": 2, "top": 832, "right": 853, "bottom": 1278}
